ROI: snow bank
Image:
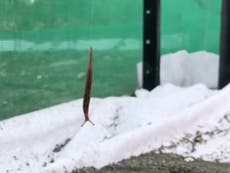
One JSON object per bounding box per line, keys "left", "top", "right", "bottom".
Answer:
{"left": 0, "top": 51, "right": 229, "bottom": 173}
{"left": 137, "top": 50, "right": 219, "bottom": 88}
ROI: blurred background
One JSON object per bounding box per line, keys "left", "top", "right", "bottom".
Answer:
{"left": 0, "top": 0, "right": 221, "bottom": 119}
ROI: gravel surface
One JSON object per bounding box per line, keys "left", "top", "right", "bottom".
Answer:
{"left": 72, "top": 153, "right": 230, "bottom": 173}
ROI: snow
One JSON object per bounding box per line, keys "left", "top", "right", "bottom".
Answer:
{"left": 1, "top": 50, "right": 230, "bottom": 173}
{"left": 137, "top": 50, "right": 219, "bottom": 88}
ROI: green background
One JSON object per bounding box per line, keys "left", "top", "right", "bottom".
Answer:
{"left": 0, "top": 0, "right": 221, "bottom": 120}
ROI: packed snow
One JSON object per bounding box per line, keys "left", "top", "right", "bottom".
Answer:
{"left": 137, "top": 50, "right": 219, "bottom": 88}
{"left": 1, "top": 50, "right": 230, "bottom": 173}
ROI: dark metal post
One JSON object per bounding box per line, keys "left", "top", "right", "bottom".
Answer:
{"left": 143, "top": 0, "right": 160, "bottom": 90}
{"left": 219, "top": 0, "right": 230, "bottom": 88}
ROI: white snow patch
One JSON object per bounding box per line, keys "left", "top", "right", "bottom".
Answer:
{"left": 0, "top": 51, "right": 229, "bottom": 173}
{"left": 137, "top": 50, "right": 219, "bottom": 88}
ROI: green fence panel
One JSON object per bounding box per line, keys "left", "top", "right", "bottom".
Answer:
{"left": 0, "top": 0, "right": 221, "bottom": 119}
{"left": 0, "top": 0, "right": 142, "bottom": 119}
{"left": 161, "top": 0, "right": 221, "bottom": 54}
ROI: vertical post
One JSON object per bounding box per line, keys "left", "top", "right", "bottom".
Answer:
{"left": 143, "top": 0, "right": 161, "bottom": 90}
{"left": 219, "top": 0, "right": 230, "bottom": 88}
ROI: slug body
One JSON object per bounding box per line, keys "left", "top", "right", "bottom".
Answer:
{"left": 81, "top": 47, "right": 94, "bottom": 127}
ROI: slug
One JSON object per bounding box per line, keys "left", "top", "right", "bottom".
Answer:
{"left": 81, "top": 47, "right": 95, "bottom": 127}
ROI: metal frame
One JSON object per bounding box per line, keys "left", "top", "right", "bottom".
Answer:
{"left": 143, "top": 0, "right": 161, "bottom": 90}
{"left": 219, "top": 0, "right": 230, "bottom": 89}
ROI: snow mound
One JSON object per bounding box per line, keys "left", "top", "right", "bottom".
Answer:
{"left": 0, "top": 83, "right": 230, "bottom": 173}
{"left": 137, "top": 50, "right": 219, "bottom": 88}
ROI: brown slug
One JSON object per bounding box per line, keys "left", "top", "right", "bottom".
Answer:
{"left": 81, "top": 47, "right": 95, "bottom": 127}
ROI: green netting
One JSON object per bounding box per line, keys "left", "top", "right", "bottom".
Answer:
{"left": 0, "top": 0, "right": 221, "bottom": 119}
{"left": 0, "top": 0, "right": 143, "bottom": 119}
{"left": 161, "top": 0, "right": 221, "bottom": 54}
